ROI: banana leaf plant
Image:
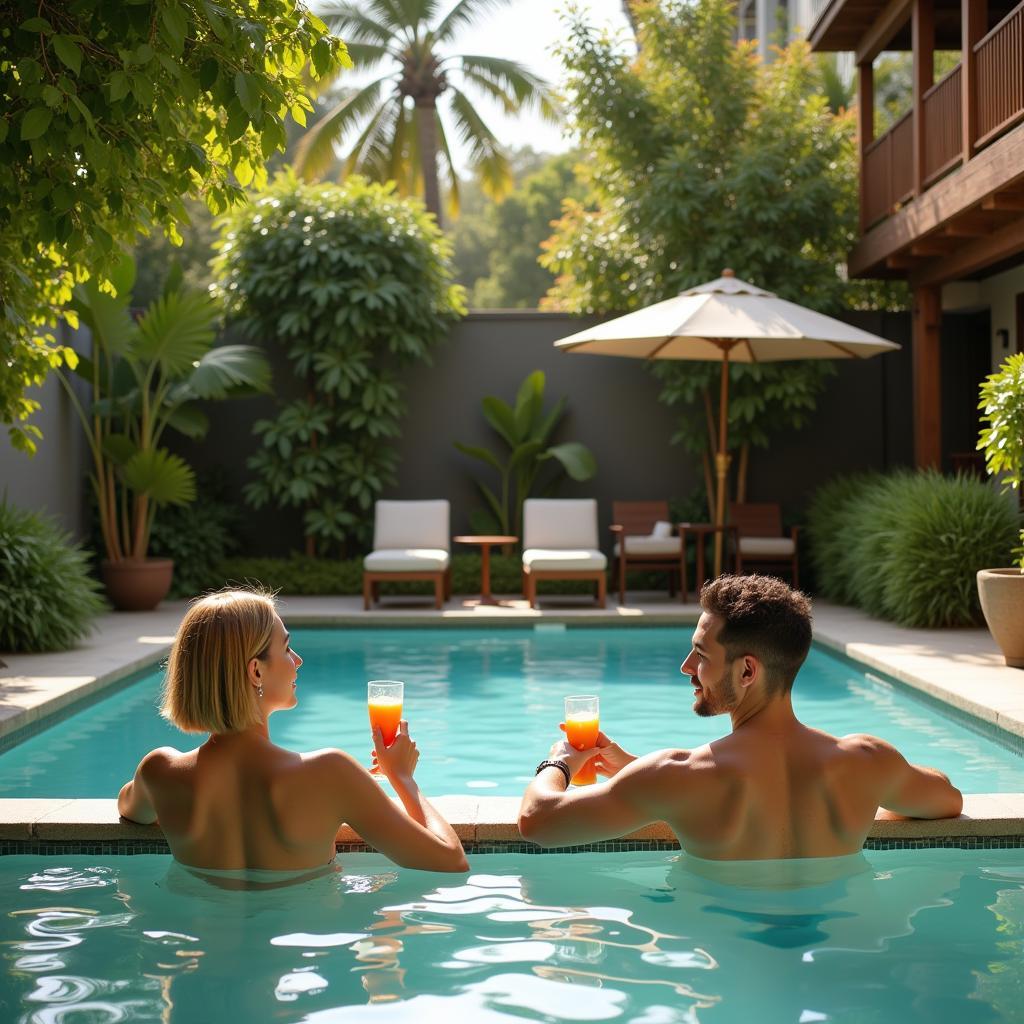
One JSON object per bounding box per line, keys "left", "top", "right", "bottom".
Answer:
{"left": 454, "top": 370, "right": 597, "bottom": 541}
{"left": 58, "top": 253, "right": 270, "bottom": 563}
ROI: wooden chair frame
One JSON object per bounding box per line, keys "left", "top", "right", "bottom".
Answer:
{"left": 363, "top": 566, "right": 452, "bottom": 611}
{"left": 729, "top": 502, "right": 800, "bottom": 588}
{"left": 609, "top": 500, "right": 685, "bottom": 605}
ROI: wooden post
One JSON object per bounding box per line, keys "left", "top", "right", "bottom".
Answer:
{"left": 912, "top": 0, "right": 935, "bottom": 195}
{"left": 961, "top": 0, "right": 986, "bottom": 163}
{"left": 858, "top": 61, "right": 875, "bottom": 234}
{"left": 912, "top": 284, "right": 942, "bottom": 468}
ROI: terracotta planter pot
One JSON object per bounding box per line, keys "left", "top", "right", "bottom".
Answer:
{"left": 101, "top": 558, "right": 174, "bottom": 612}
{"left": 977, "top": 568, "right": 1024, "bottom": 668}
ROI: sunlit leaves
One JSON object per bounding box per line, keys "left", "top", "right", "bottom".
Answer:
{"left": 2, "top": 0, "right": 350, "bottom": 450}
{"left": 217, "top": 174, "right": 463, "bottom": 553}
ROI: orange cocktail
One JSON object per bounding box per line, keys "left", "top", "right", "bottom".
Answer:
{"left": 564, "top": 695, "right": 600, "bottom": 786}
{"left": 368, "top": 681, "right": 404, "bottom": 771}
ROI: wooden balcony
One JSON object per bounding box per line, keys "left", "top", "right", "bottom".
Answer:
{"left": 850, "top": 0, "right": 1024, "bottom": 278}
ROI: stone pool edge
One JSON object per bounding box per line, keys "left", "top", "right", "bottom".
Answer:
{"left": 1, "top": 794, "right": 1023, "bottom": 854}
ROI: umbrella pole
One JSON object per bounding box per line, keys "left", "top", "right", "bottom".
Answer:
{"left": 713, "top": 345, "right": 732, "bottom": 578}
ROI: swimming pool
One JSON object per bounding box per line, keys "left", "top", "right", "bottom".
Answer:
{"left": 1, "top": 627, "right": 1021, "bottom": 797}
{"left": 1, "top": 848, "right": 1022, "bottom": 1023}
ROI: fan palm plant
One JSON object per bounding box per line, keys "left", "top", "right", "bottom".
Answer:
{"left": 295, "top": 0, "right": 559, "bottom": 223}
{"left": 59, "top": 253, "right": 270, "bottom": 568}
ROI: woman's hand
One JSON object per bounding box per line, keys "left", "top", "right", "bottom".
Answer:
{"left": 371, "top": 720, "right": 419, "bottom": 783}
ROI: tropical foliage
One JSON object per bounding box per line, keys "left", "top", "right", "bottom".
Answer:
{"left": 451, "top": 149, "right": 587, "bottom": 308}
{"left": 978, "top": 352, "right": 1024, "bottom": 569}
{"left": 807, "top": 471, "right": 1019, "bottom": 627}
{"left": 454, "top": 370, "right": 597, "bottom": 538}
{"left": 0, "top": 0, "right": 347, "bottom": 452}
{"left": 296, "top": 0, "right": 558, "bottom": 221}
{"left": 215, "top": 174, "right": 464, "bottom": 555}
{"left": 0, "top": 501, "right": 106, "bottom": 653}
{"left": 540, "top": 0, "right": 867, "bottom": 511}
{"left": 62, "top": 252, "right": 270, "bottom": 563}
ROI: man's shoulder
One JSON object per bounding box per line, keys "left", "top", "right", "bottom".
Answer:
{"left": 834, "top": 732, "right": 903, "bottom": 764}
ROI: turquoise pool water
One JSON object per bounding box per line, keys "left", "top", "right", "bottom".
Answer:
{"left": 1, "top": 627, "right": 1020, "bottom": 797}
{"left": 1, "top": 849, "right": 1023, "bottom": 1023}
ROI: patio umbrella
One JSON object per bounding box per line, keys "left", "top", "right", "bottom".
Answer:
{"left": 553, "top": 269, "right": 901, "bottom": 577}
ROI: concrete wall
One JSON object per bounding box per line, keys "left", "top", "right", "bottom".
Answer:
{"left": 0, "top": 369, "right": 87, "bottom": 538}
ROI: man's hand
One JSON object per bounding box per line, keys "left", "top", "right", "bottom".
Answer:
{"left": 557, "top": 725, "right": 636, "bottom": 778}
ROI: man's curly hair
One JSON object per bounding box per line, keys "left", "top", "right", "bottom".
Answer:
{"left": 699, "top": 575, "right": 813, "bottom": 695}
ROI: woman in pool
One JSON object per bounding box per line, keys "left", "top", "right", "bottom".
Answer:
{"left": 118, "top": 589, "right": 468, "bottom": 874}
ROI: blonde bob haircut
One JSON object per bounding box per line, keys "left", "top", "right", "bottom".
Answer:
{"left": 161, "top": 588, "right": 277, "bottom": 734}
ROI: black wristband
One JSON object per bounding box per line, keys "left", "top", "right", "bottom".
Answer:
{"left": 535, "top": 759, "right": 571, "bottom": 787}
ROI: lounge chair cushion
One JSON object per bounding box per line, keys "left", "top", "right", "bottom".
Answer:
{"left": 651, "top": 520, "right": 674, "bottom": 538}
{"left": 523, "top": 548, "right": 607, "bottom": 571}
{"left": 522, "top": 499, "right": 599, "bottom": 550}
{"left": 614, "top": 536, "right": 682, "bottom": 556}
{"left": 374, "top": 500, "right": 450, "bottom": 552}
{"left": 738, "top": 537, "right": 795, "bottom": 558}
{"left": 364, "top": 549, "right": 451, "bottom": 572}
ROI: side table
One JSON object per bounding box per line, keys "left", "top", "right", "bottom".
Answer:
{"left": 453, "top": 535, "right": 518, "bottom": 606}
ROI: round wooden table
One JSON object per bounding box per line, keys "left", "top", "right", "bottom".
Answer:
{"left": 453, "top": 535, "right": 518, "bottom": 605}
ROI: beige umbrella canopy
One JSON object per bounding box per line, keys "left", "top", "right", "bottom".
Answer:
{"left": 553, "top": 269, "right": 901, "bottom": 576}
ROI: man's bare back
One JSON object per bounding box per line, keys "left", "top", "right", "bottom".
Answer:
{"left": 520, "top": 577, "right": 962, "bottom": 860}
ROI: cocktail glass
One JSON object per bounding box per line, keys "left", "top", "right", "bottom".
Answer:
{"left": 564, "top": 694, "right": 600, "bottom": 786}
{"left": 368, "top": 680, "right": 403, "bottom": 773}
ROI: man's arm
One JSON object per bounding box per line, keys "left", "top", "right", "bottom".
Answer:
{"left": 519, "top": 742, "right": 680, "bottom": 848}
{"left": 853, "top": 735, "right": 963, "bottom": 819}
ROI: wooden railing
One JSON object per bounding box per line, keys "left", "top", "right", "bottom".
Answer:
{"left": 923, "top": 64, "right": 962, "bottom": 185}
{"left": 975, "top": 1, "right": 1024, "bottom": 147}
{"left": 862, "top": 110, "right": 914, "bottom": 229}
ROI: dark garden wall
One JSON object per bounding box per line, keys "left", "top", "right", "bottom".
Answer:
{"left": 3, "top": 309, "right": 989, "bottom": 551}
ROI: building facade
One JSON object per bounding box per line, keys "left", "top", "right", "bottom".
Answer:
{"left": 810, "top": 0, "right": 1024, "bottom": 469}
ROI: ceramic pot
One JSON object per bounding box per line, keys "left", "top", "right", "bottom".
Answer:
{"left": 977, "top": 568, "right": 1024, "bottom": 668}
{"left": 101, "top": 558, "right": 174, "bottom": 612}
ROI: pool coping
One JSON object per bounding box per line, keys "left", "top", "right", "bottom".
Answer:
{"left": 2, "top": 594, "right": 1024, "bottom": 850}
{"left": 1, "top": 794, "right": 1023, "bottom": 853}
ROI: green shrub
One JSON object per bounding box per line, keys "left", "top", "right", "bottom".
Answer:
{"left": 0, "top": 501, "right": 106, "bottom": 652}
{"left": 148, "top": 481, "right": 242, "bottom": 600}
{"left": 807, "top": 470, "right": 1019, "bottom": 627}
{"left": 806, "top": 472, "right": 882, "bottom": 603}
{"left": 206, "top": 553, "right": 608, "bottom": 597}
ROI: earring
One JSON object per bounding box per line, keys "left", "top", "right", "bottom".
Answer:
{"left": 257, "top": 684, "right": 264, "bottom": 698}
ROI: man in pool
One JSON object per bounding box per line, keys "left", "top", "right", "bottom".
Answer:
{"left": 519, "top": 574, "right": 963, "bottom": 860}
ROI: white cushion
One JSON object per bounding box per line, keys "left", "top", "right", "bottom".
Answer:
{"left": 651, "top": 520, "right": 674, "bottom": 538}
{"left": 739, "top": 537, "right": 795, "bottom": 558}
{"left": 523, "top": 548, "right": 607, "bottom": 571}
{"left": 364, "top": 549, "right": 450, "bottom": 572}
{"left": 374, "top": 500, "right": 449, "bottom": 551}
{"left": 522, "top": 499, "right": 598, "bottom": 549}
{"left": 614, "top": 536, "right": 682, "bottom": 557}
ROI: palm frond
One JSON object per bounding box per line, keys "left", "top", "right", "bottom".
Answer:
{"left": 446, "top": 86, "right": 512, "bottom": 200}
{"left": 344, "top": 42, "right": 399, "bottom": 75}
{"left": 433, "top": 0, "right": 513, "bottom": 43}
{"left": 293, "top": 79, "right": 393, "bottom": 181}
{"left": 343, "top": 98, "right": 403, "bottom": 182}
{"left": 388, "top": 102, "right": 418, "bottom": 194}
{"left": 318, "top": 2, "right": 401, "bottom": 46}
{"left": 133, "top": 292, "right": 218, "bottom": 378}
{"left": 454, "top": 54, "right": 560, "bottom": 120}
{"left": 434, "top": 114, "right": 461, "bottom": 218}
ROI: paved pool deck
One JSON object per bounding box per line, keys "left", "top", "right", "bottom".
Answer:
{"left": 2, "top": 593, "right": 1023, "bottom": 848}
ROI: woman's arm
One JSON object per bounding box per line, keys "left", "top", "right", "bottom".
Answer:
{"left": 322, "top": 722, "right": 468, "bottom": 872}
{"left": 117, "top": 748, "right": 174, "bottom": 824}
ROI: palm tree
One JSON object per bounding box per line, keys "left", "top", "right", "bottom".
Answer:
{"left": 295, "top": 0, "right": 558, "bottom": 225}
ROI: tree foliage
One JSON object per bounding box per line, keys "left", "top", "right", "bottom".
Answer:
{"left": 0, "top": 0, "right": 348, "bottom": 452}
{"left": 539, "top": 0, "right": 875, "bottom": 506}
{"left": 215, "top": 174, "right": 465, "bottom": 555}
